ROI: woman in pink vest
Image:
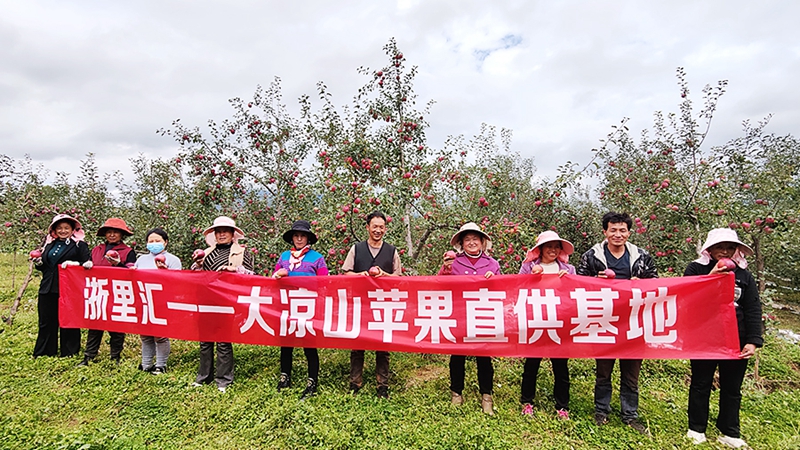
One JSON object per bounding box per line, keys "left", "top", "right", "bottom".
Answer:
{"left": 77, "top": 218, "right": 137, "bottom": 366}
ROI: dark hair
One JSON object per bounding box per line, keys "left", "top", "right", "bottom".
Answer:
{"left": 366, "top": 211, "right": 387, "bottom": 226}
{"left": 145, "top": 227, "right": 169, "bottom": 242}
{"left": 602, "top": 212, "right": 632, "bottom": 231}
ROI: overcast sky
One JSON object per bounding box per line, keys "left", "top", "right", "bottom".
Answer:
{"left": 2, "top": 0, "right": 798, "bottom": 187}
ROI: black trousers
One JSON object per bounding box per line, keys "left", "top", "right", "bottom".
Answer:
{"left": 520, "top": 358, "right": 570, "bottom": 410}
{"left": 280, "top": 347, "right": 319, "bottom": 380}
{"left": 449, "top": 355, "right": 493, "bottom": 395}
{"left": 195, "top": 342, "right": 234, "bottom": 388}
{"left": 33, "top": 293, "right": 80, "bottom": 357}
{"left": 689, "top": 358, "right": 749, "bottom": 438}
{"left": 84, "top": 329, "right": 125, "bottom": 360}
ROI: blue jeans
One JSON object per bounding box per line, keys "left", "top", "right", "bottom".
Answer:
{"left": 594, "top": 359, "right": 641, "bottom": 421}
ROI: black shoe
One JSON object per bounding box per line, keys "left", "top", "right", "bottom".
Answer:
{"left": 623, "top": 418, "right": 650, "bottom": 436}
{"left": 151, "top": 366, "right": 167, "bottom": 375}
{"left": 300, "top": 378, "right": 317, "bottom": 400}
{"left": 110, "top": 356, "right": 121, "bottom": 365}
{"left": 349, "top": 383, "right": 361, "bottom": 394}
{"left": 594, "top": 413, "right": 609, "bottom": 426}
{"left": 138, "top": 364, "right": 154, "bottom": 372}
{"left": 76, "top": 357, "right": 92, "bottom": 367}
{"left": 377, "top": 386, "right": 389, "bottom": 399}
{"left": 277, "top": 373, "right": 291, "bottom": 391}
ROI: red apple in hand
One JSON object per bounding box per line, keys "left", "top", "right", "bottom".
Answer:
{"left": 368, "top": 266, "right": 381, "bottom": 276}
{"left": 274, "top": 268, "right": 288, "bottom": 278}
{"left": 717, "top": 258, "right": 736, "bottom": 271}
{"left": 532, "top": 264, "right": 543, "bottom": 274}
{"left": 29, "top": 249, "right": 42, "bottom": 259}
{"left": 106, "top": 250, "right": 119, "bottom": 259}
{"left": 444, "top": 250, "right": 457, "bottom": 261}
{"left": 604, "top": 268, "right": 616, "bottom": 279}
{"left": 154, "top": 254, "right": 167, "bottom": 264}
{"left": 192, "top": 249, "right": 205, "bottom": 260}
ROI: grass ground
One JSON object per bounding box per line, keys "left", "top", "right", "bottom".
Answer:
{"left": 1, "top": 254, "right": 799, "bottom": 449}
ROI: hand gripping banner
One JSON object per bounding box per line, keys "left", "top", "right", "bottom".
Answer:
{"left": 59, "top": 266, "right": 741, "bottom": 359}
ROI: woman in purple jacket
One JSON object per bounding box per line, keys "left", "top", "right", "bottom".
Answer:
{"left": 438, "top": 222, "right": 500, "bottom": 415}
{"left": 518, "top": 230, "right": 576, "bottom": 419}
{"left": 272, "top": 220, "right": 329, "bottom": 399}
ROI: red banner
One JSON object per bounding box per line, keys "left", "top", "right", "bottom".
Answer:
{"left": 59, "top": 266, "right": 741, "bottom": 359}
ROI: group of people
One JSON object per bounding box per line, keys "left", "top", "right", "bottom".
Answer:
{"left": 30, "top": 209, "right": 762, "bottom": 449}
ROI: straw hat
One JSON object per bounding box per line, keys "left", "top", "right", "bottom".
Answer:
{"left": 203, "top": 216, "right": 245, "bottom": 246}
{"left": 449, "top": 222, "right": 492, "bottom": 252}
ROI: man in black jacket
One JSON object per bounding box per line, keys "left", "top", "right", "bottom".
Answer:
{"left": 576, "top": 211, "right": 657, "bottom": 435}
{"left": 341, "top": 211, "right": 402, "bottom": 398}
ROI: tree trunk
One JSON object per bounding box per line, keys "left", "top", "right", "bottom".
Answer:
{"left": 403, "top": 205, "right": 414, "bottom": 259}
{"left": 3, "top": 261, "right": 35, "bottom": 326}
{"left": 752, "top": 236, "right": 766, "bottom": 293}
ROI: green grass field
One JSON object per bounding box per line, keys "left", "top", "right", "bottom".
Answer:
{"left": 1, "top": 254, "right": 799, "bottom": 449}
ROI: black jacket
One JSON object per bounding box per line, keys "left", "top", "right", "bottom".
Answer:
{"left": 36, "top": 238, "right": 90, "bottom": 294}
{"left": 684, "top": 261, "right": 763, "bottom": 349}
{"left": 576, "top": 241, "right": 658, "bottom": 279}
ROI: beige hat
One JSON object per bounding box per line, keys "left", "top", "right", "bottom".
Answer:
{"left": 526, "top": 230, "right": 574, "bottom": 263}
{"left": 699, "top": 228, "right": 753, "bottom": 256}
{"left": 203, "top": 216, "right": 245, "bottom": 246}
{"left": 449, "top": 222, "right": 492, "bottom": 252}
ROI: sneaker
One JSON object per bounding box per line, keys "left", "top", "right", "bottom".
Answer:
{"left": 556, "top": 409, "right": 570, "bottom": 420}
{"left": 300, "top": 378, "right": 317, "bottom": 400}
{"left": 686, "top": 429, "right": 707, "bottom": 444}
{"left": 277, "top": 373, "right": 291, "bottom": 391}
{"left": 191, "top": 382, "right": 204, "bottom": 388}
{"left": 151, "top": 366, "right": 167, "bottom": 375}
{"left": 623, "top": 418, "right": 650, "bottom": 436}
{"left": 451, "top": 391, "right": 464, "bottom": 406}
{"left": 594, "top": 413, "right": 609, "bottom": 426}
{"left": 377, "top": 386, "right": 389, "bottom": 399}
{"left": 218, "top": 386, "right": 227, "bottom": 393}
{"left": 717, "top": 435, "right": 748, "bottom": 449}
{"left": 76, "top": 357, "right": 92, "bottom": 367}
{"left": 139, "top": 364, "right": 154, "bottom": 372}
{"left": 481, "top": 394, "right": 494, "bottom": 416}
{"left": 521, "top": 403, "right": 534, "bottom": 417}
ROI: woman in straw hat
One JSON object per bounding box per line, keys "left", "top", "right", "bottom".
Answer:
{"left": 78, "top": 218, "right": 137, "bottom": 367}
{"left": 518, "top": 230, "right": 576, "bottom": 420}
{"left": 438, "top": 222, "right": 501, "bottom": 415}
{"left": 683, "top": 228, "right": 763, "bottom": 448}
{"left": 272, "top": 220, "right": 329, "bottom": 399}
{"left": 31, "top": 213, "right": 91, "bottom": 357}
{"left": 190, "top": 216, "right": 254, "bottom": 393}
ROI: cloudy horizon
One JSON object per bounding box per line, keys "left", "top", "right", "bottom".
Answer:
{"left": 2, "top": 0, "right": 798, "bottom": 188}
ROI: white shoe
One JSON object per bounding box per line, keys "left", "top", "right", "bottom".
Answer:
{"left": 717, "top": 435, "right": 748, "bottom": 449}
{"left": 686, "top": 430, "right": 707, "bottom": 444}
{"left": 218, "top": 386, "right": 227, "bottom": 393}
{"left": 191, "top": 382, "right": 203, "bottom": 388}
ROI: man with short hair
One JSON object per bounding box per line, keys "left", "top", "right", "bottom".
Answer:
{"left": 341, "top": 211, "right": 402, "bottom": 398}
{"left": 576, "top": 211, "right": 657, "bottom": 435}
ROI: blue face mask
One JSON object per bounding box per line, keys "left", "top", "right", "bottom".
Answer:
{"left": 147, "top": 242, "right": 165, "bottom": 255}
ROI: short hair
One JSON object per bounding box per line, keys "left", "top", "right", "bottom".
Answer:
{"left": 145, "top": 227, "right": 169, "bottom": 242}
{"left": 366, "top": 211, "right": 387, "bottom": 226}
{"left": 602, "top": 212, "right": 632, "bottom": 231}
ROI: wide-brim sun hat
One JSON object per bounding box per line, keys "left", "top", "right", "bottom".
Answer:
{"left": 96, "top": 217, "right": 133, "bottom": 237}
{"left": 527, "top": 230, "right": 574, "bottom": 263}
{"left": 699, "top": 228, "right": 753, "bottom": 257}
{"left": 695, "top": 227, "right": 753, "bottom": 269}
{"left": 48, "top": 213, "right": 82, "bottom": 235}
{"left": 203, "top": 216, "right": 245, "bottom": 246}
{"left": 282, "top": 220, "right": 318, "bottom": 245}
{"left": 449, "top": 222, "right": 492, "bottom": 252}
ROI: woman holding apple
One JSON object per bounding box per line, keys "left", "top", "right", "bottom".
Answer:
{"left": 683, "top": 228, "right": 763, "bottom": 448}
{"left": 134, "top": 228, "right": 182, "bottom": 374}
{"left": 78, "top": 218, "right": 137, "bottom": 367}
{"left": 272, "top": 220, "right": 329, "bottom": 399}
{"left": 517, "top": 230, "right": 575, "bottom": 419}
{"left": 438, "top": 222, "right": 501, "bottom": 415}
{"left": 31, "top": 214, "right": 91, "bottom": 358}
{"left": 190, "top": 216, "right": 254, "bottom": 393}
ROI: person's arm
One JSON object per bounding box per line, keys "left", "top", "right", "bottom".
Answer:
{"left": 575, "top": 251, "right": 595, "bottom": 276}
{"left": 637, "top": 251, "right": 659, "bottom": 279}
{"left": 315, "top": 254, "right": 330, "bottom": 276}
{"left": 519, "top": 261, "right": 532, "bottom": 275}
{"left": 341, "top": 246, "right": 366, "bottom": 275}
{"left": 739, "top": 270, "right": 764, "bottom": 350}
{"left": 389, "top": 249, "right": 402, "bottom": 276}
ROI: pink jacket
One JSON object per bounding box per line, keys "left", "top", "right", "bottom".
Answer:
{"left": 438, "top": 252, "right": 501, "bottom": 276}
